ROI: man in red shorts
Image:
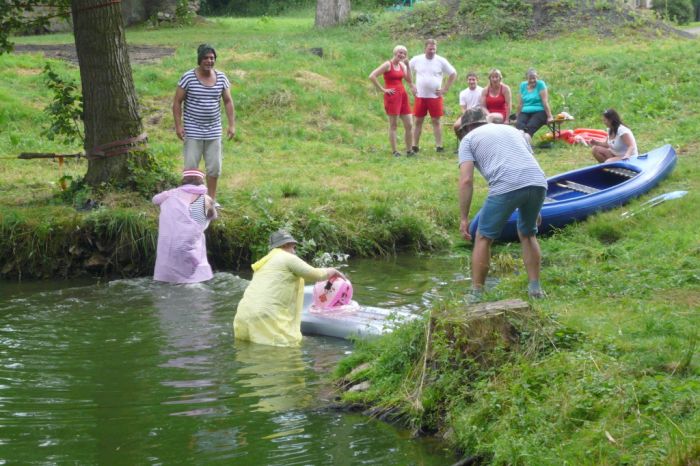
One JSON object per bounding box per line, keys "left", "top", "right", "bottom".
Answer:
{"left": 409, "top": 39, "right": 457, "bottom": 154}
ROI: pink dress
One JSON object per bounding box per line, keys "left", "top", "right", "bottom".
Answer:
{"left": 153, "top": 185, "right": 216, "bottom": 284}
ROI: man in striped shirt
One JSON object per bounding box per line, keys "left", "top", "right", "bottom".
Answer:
{"left": 173, "top": 44, "right": 236, "bottom": 204}
{"left": 457, "top": 108, "right": 548, "bottom": 301}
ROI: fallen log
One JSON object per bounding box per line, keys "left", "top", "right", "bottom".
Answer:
{"left": 18, "top": 152, "right": 83, "bottom": 160}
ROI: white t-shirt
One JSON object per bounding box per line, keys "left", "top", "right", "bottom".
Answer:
{"left": 459, "top": 86, "right": 483, "bottom": 110}
{"left": 608, "top": 125, "right": 638, "bottom": 157}
{"left": 409, "top": 54, "right": 456, "bottom": 98}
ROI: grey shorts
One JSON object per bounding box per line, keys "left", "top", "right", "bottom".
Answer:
{"left": 183, "top": 138, "right": 222, "bottom": 177}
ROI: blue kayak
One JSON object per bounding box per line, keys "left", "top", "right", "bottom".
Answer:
{"left": 468, "top": 144, "right": 678, "bottom": 242}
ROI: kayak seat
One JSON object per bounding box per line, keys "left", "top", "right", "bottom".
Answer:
{"left": 556, "top": 180, "right": 600, "bottom": 194}
{"left": 602, "top": 167, "right": 637, "bottom": 179}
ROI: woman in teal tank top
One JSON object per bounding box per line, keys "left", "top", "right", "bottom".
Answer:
{"left": 515, "top": 68, "right": 553, "bottom": 137}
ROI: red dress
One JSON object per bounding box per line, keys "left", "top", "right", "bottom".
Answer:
{"left": 485, "top": 84, "right": 508, "bottom": 120}
{"left": 382, "top": 63, "right": 411, "bottom": 116}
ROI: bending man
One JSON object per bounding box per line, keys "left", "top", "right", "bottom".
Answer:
{"left": 457, "top": 108, "right": 548, "bottom": 300}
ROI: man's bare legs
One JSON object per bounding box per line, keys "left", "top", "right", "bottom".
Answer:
{"left": 431, "top": 117, "right": 443, "bottom": 149}
{"left": 518, "top": 231, "right": 544, "bottom": 297}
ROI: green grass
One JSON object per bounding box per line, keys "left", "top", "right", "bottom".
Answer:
{"left": 1, "top": 11, "right": 700, "bottom": 463}
{"left": 3, "top": 16, "right": 699, "bottom": 261}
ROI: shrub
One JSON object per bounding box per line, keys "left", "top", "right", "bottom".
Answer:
{"left": 42, "top": 63, "right": 84, "bottom": 145}
{"left": 652, "top": 0, "right": 694, "bottom": 24}
{"left": 389, "top": 0, "right": 532, "bottom": 40}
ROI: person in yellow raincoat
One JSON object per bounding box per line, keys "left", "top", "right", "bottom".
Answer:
{"left": 233, "top": 229, "right": 347, "bottom": 347}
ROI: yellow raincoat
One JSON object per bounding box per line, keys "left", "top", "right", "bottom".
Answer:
{"left": 233, "top": 248, "right": 328, "bottom": 347}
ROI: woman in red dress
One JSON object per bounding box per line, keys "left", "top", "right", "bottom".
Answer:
{"left": 369, "top": 45, "right": 414, "bottom": 157}
{"left": 479, "top": 68, "right": 512, "bottom": 123}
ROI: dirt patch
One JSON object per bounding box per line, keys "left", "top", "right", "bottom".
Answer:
{"left": 231, "top": 69, "right": 248, "bottom": 80}
{"left": 234, "top": 51, "right": 272, "bottom": 61}
{"left": 652, "top": 289, "right": 700, "bottom": 309}
{"left": 14, "top": 67, "right": 44, "bottom": 76}
{"left": 683, "top": 26, "right": 700, "bottom": 36}
{"left": 13, "top": 44, "right": 176, "bottom": 66}
{"left": 294, "top": 70, "right": 335, "bottom": 91}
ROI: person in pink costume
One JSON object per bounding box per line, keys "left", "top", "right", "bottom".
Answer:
{"left": 153, "top": 169, "right": 217, "bottom": 284}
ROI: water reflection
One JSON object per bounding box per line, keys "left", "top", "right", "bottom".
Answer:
{"left": 0, "top": 257, "right": 461, "bottom": 465}
{"left": 344, "top": 253, "right": 473, "bottom": 311}
{"left": 234, "top": 342, "right": 310, "bottom": 413}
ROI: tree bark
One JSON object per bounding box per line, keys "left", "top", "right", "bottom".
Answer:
{"left": 71, "top": 0, "right": 145, "bottom": 187}
{"left": 315, "top": 0, "right": 350, "bottom": 28}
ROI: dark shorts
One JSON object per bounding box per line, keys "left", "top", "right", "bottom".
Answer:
{"left": 478, "top": 186, "right": 546, "bottom": 239}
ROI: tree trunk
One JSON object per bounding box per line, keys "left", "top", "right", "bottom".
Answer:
{"left": 315, "top": 0, "right": 350, "bottom": 28}
{"left": 71, "top": 0, "right": 145, "bottom": 187}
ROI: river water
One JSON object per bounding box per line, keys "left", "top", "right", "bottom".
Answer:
{"left": 0, "top": 255, "right": 471, "bottom": 465}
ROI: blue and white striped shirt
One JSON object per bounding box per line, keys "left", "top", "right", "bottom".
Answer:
{"left": 189, "top": 195, "right": 208, "bottom": 225}
{"left": 178, "top": 69, "right": 231, "bottom": 140}
{"left": 458, "top": 124, "right": 547, "bottom": 196}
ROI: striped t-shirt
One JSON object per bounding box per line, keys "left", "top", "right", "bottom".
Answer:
{"left": 178, "top": 69, "right": 231, "bottom": 140}
{"left": 458, "top": 124, "right": 547, "bottom": 196}
{"left": 189, "top": 195, "right": 208, "bottom": 225}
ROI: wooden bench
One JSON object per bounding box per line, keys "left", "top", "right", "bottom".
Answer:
{"left": 603, "top": 167, "right": 637, "bottom": 178}
{"left": 556, "top": 180, "right": 600, "bottom": 194}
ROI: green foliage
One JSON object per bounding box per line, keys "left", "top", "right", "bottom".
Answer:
{"left": 458, "top": 0, "right": 533, "bottom": 39}
{"left": 337, "top": 302, "right": 583, "bottom": 433}
{"left": 389, "top": 0, "right": 532, "bottom": 40}
{"left": 84, "top": 208, "right": 158, "bottom": 266}
{"left": 3, "top": 16, "right": 700, "bottom": 271}
{"left": 58, "top": 176, "right": 94, "bottom": 208}
{"left": 653, "top": 0, "right": 694, "bottom": 23}
{"left": 347, "top": 12, "right": 377, "bottom": 27}
{"left": 175, "top": 0, "right": 196, "bottom": 25}
{"left": 42, "top": 63, "right": 84, "bottom": 145}
{"left": 354, "top": 0, "right": 396, "bottom": 8}
{"left": 338, "top": 289, "right": 700, "bottom": 464}
{"left": 0, "top": 0, "right": 70, "bottom": 53}
{"left": 0, "top": 204, "right": 158, "bottom": 278}
{"left": 200, "top": 0, "right": 313, "bottom": 16}
{"left": 389, "top": 2, "right": 458, "bottom": 38}
{"left": 0, "top": 209, "right": 70, "bottom": 279}
{"left": 125, "top": 151, "right": 179, "bottom": 198}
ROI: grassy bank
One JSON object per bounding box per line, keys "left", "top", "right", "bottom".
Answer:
{"left": 2, "top": 12, "right": 699, "bottom": 277}
{"left": 1, "top": 12, "right": 699, "bottom": 462}
{"left": 336, "top": 190, "right": 699, "bottom": 464}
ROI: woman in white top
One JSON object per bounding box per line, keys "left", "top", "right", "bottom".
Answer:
{"left": 590, "top": 108, "right": 638, "bottom": 163}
